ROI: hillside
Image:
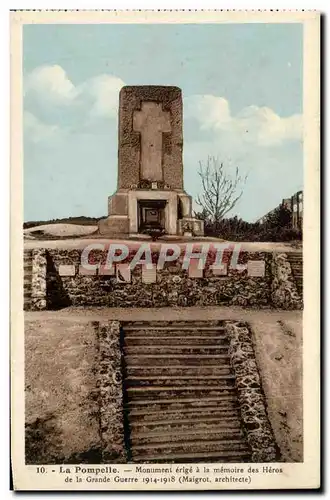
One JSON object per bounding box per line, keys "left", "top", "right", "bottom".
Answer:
{"left": 23, "top": 216, "right": 104, "bottom": 229}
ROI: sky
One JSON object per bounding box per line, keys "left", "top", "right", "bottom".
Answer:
{"left": 23, "top": 23, "right": 303, "bottom": 222}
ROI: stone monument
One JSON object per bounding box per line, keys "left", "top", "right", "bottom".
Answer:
{"left": 99, "top": 85, "right": 204, "bottom": 237}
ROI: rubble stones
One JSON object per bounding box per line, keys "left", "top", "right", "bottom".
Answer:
{"left": 43, "top": 249, "right": 274, "bottom": 309}
{"left": 31, "top": 249, "right": 47, "bottom": 310}
{"left": 26, "top": 249, "right": 303, "bottom": 310}
{"left": 271, "top": 253, "right": 303, "bottom": 310}
{"left": 96, "top": 321, "right": 126, "bottom": 463}
{"left": 225, "top": 321, "right": 279, "bottom": 462}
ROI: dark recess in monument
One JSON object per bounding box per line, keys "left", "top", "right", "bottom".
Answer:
{"left": 138, "top": 199, "right": 166, "bottom": 240}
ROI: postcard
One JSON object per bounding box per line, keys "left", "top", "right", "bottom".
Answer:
{"left": 10, "top": 9, "right": 320, "bottom": 491}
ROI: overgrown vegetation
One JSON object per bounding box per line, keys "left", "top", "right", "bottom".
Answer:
{"left": 195, "top": 204, "right": 302, "bottom": 242}
{"left": 195, "top": 155, "right": 302, "bottom": 242}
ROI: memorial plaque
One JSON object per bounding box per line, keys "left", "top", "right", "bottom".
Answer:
{"left": 58, "top": 264, "right": 76, "bottom": 277}
{"left": 116, "top": 264, "right": 131, "bottom": 283}
{"left": 99, "top": 264, "right": 115, "bottom": 276}
{"left": 79, "top": 265, "right": 97, "bottom": 276}
{"left": 247, "top": 260, "right": 265, "bottom": 277}
{"left": 211, "top": 264, "right": 228, "bottom": 276}
{"left": 142, "top": 264, "right": 157, "bottom": 284}
{"left": 188, "top": 259, "right": 204, "bottom": 278}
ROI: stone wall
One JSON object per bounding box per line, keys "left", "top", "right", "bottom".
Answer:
{"left": 225, "top": 321, "right": 279, "bottom": 462}
{"left": 96, "top": 321, "right": 126, "bottom": 462}
{"left": 44, "top": 249, "right": 273, "bottom": 309}
{"left": 25, "top": 248, "right": 303, "bottom": 310}
{"left": 31, "top": 249, "right": 47, "bottom": 310}
{"left": 271, "top": 253, "right": 303, "bottom": 310}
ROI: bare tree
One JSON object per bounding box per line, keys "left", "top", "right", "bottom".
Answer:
{"left": 196, "top": 156, "right": 247, "bottom": 224}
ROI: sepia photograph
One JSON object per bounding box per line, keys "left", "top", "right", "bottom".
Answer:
{"left": 10, "top": 10, "right": 320, "bottom": 490}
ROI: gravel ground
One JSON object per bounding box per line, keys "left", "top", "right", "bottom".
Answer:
{"left": 23, "top": 235, "right": 300, "bottom": 252}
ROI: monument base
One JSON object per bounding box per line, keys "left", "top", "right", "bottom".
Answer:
{"left": 177, "top": 217, "right": 204, "bottom": 237}
{"left": 99, "top": 188, "right": 204, "bottom": 237}
{"left": 98, "top": 215, "right": 130, "bottom": 236}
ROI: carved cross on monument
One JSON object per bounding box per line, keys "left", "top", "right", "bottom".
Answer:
{"left": 117, "top": 86, "right": 184, "bottom": 190}
{"left": 133, "top": 102, "right": 171, "bottom": 182}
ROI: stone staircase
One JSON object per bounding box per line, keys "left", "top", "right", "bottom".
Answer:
{"left": 24, "top": 250, "right": 33, "bottom": 310}
{"left": 122, "top": 320, "right": 251, "bottom": 463}
{"left": 287, "top": 252, "right": 303, "bottom": 297}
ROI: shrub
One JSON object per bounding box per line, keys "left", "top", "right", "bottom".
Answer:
{"left": 195, "top": 213, "right": 302, "bottom": 242}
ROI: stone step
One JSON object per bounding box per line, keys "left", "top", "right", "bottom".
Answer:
{"left": 128, "top": 406, "right": 240, "bottom": 421}
{"left": 132, "top": 438, "right": 249, "bottom": 455}
{"left": 126, "top": 394, "right": 237, "bottom": 408}
{"left": 123, "top": 329, "right": 227, "bottom": 337}
{"left": 125, "top": 375, "right": 235, "bottom": 387}
{"left": 124, "top": 336, "right": 229, "bottom": 346}
{"left": 126, "top": 365, "right": 233, "bottom": 377}
{"left": 123, "top": 321, "right": 224, "bottom": 328}
{"left": 131, "top": 449, "right": 251, "bottom": 463}
{"left": 130, "top": 416, "right": 241, "bottom": 433}
{"left": 127, "top": 387, "right": 236, "bottom": 401}
{"left": 126, "top": 355, "right": 230, "bottom": 366}
{"left": 122, "top": 320, "right": 250, "bottom": 463}
{"left": 131, "top": 428, "right": 244, "bottom": 446}
{"left": 124, "top": 346, "right": 230, "bottom": 355}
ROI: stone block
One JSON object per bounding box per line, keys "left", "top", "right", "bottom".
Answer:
{"left": 193, "top": 219, "right": 204, "bottom": 236}
{"left": 188, "top": 260, "right": 204, "bottom": 278}
{"left": 108, "top": 191, "right": 128, "bottom": 216}
{"left": 78, "top": 265, "right": 97, "bottom": 276}
{"left": 99, "top": 264, "right": 115, "bottom": 276}
{"left": 211, "top": 264, "right": 228, "bottom": 276}
{"left": 177, "top": 218, "right": 204, "bottom": 237}
{"left": 116, "top": 264, "right": 131, "bottom": 283}
{"left": 247, "top": 260, "right": 266, "bottom": 277}
{"left": 142, "top": 265, "right": 157, "bottom": 283}
{"left": 98, "top": 216, "right": 129, "bottom": 235}
{"left": 58, "top": 264, "right": 76, "bottom": 277}
{"left": 118, "top": 86, "right": 183, "bottom": 190}
{"left": 178, "top": 193, "right": 192, "bottom": 217}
